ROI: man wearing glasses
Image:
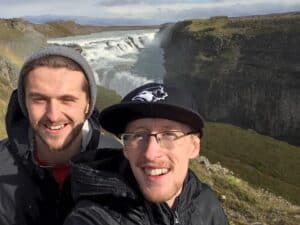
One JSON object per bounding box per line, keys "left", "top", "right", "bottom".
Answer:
{"left": 65, "top": 83, "right": 229, "bottom": 225}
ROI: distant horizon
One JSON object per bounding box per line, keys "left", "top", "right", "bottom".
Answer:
{"left": 1, "top": 0, "right": 300, "bottom": 26}
{"left": 2, "top": 10, "right": 297, "bottom": 27}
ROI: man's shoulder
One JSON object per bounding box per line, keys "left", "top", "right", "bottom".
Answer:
{"left": 187, "top": 170, "right": 221, "bottom": 203}
{"left": 0, "top": 138, "right": 9, "bottom": 148}
{"left": 0, "top": 138, "right": 22, "bottom": 175}
{"left": 64, "top": 200, "right": 118, "bottom": 225}
{"left": 186, "top": 171, "right": 229, "bottom": 224}
{"left": 0, "top": 138, "right": 10, "bottom": 157}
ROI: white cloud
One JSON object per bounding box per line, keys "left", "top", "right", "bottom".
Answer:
{"left": 0, "top": 0, "right": 299, "bottom": 24}
{"left": 97, "top": 0, "right": 144, "bottom": 6}
{"left": 91, "top": 1, "right": 300, "bottom": 19}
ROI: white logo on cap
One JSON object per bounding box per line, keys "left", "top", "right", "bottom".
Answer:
{"left": 132, "top": 85, "right": 168, "bottom": 102}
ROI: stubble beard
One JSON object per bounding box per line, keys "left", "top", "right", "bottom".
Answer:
{"left": 134, "top": 163, "right": 182, "bottom": 205}
{"left": 139, "top": 181, "right": 182, "bottom": 204}
{"left": 34, "top": 122, "right": 83, "bottom": 152}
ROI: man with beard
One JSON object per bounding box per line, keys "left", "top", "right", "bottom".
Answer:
{"left": 64, "top": 83, "right": 229, "bottom": 225}
{"left": 0, "top": 45, "right": 121, "bottom": 225}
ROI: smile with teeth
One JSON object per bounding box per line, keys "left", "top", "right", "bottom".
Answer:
{"left": 45, "top": 124, "right": 66, "bottom": 130}
{"left": 144, "top": 168, "right": 169, "bottom": 176}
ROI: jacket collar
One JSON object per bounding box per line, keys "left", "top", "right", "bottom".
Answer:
{"left": 70, "top": 149, "right": 138, "bottom": 201}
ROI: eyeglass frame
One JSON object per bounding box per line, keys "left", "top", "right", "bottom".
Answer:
{"left": 119, "top": 130, "right": 200, "bottom": 149}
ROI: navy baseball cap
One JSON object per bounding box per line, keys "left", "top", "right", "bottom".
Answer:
{"left": 99, "top": 83, "right": 204, "bottom": 136}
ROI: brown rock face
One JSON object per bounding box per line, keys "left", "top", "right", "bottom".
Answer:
{"left": 162, "top": 14, "right": 300, "bottom": 145}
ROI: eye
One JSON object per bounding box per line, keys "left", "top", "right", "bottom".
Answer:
{"left": 132, "top": 132, "right": 147, "bottom": 141}
{"left": 60, "top": 95, "right": 78, "bottom": 104}
{"left": 62, "top": 97, "right": 76, "bottom": 103}
{"left": 161, "top": 131, "right": 180, "bottom": 140}
{"left": 31, "top": 97, "right": 47, "bottom": 104}
{"left": 122, "top": 132, "right": 145, "bottom": 142}
{"left": 121, "top": 132, "right": 147, "bottom": 147}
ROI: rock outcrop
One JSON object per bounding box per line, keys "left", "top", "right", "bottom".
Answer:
{"left": 162, "top": 13, "right": 300, "bottom": 145}
{"left": 0, "top": 56, "right": 17, "bottom": 137}
{"left": 0, "top": 57, "right": 18, "bottom": 88}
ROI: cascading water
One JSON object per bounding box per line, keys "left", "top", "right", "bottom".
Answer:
{"left": 48, "top": 29, "right": 165, "bottom": 96}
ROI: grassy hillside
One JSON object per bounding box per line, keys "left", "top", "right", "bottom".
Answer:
{"left": 190, "top": 155, "right": 300, "bottom": 225}
{"left": 96, "top": 86, "right": 121, "bottom": 110}
{"left": 34, "top": 20, "right": 159, "bottom": 38}
{"left": 34, "top": 20, "right": 105, "bottom": 38}
{"left": 186, "top": 13, "right": 300, "bottom": 41}
{"left": 0, "top": 19, "right": 46, "bottom": 60}
{"left": 201, "top": 122, "right": 300, "bottom": 205}
{"left": 0, "top": 69, "right": 14, "bottom": 138}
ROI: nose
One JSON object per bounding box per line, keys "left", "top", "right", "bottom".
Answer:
{"left": 143, "top": 136, "right": 162, "bottom": 160}
{"left": 45, "top": 100, "right": 61, "bottom": 122}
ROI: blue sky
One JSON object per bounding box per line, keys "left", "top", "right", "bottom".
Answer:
{"left": 1, "top": 0, "right": 300, "bottom": 25}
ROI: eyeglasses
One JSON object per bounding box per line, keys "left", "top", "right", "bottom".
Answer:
{"left": 119, "top": 130, "right": 198, "bottom": 149}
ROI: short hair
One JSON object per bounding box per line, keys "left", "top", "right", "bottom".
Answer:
{"left": 23, "top": 55, "right": 89, "bottom": 95}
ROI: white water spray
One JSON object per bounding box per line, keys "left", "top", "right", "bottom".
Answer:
{"left": 48, "top": 29, "right": 165, "bottom": 96}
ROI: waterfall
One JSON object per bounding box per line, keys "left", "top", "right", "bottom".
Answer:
{"left": 48, "top": 29, "right": 165, "bottom": 96}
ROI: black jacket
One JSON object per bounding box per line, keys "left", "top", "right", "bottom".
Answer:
{"left": 64, "top": 149, "right": 229, "bottom": 225}
{"left": 0, "top": 90, "right": 122, "bottom": 225}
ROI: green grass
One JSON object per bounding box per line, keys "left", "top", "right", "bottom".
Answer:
{"left": 187, "top": 16, "right": 230, "bottom": 33}
{"left": 190, "top": 157, "right": 300, "bottom": 225}
{"left": 0, "top": 22, "right": 24, "bottom": 41}
{"left": 96, "top": 86, "right": 121, "bottom": 110}
{"left": 201, "top": 122, "right": 300, "bottom": 205}
{"left": 185, "top": 13, "right": 300, "bottom": 40}
{"left": 34, "top": 20, "right": 105, "bottom": 38}
{"left": 0, "top": 46, "right": 24, "bottom": 68}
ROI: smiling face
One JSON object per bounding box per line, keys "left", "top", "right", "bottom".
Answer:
{"left": 123, "top": 118, "right": 200, "bottom": 208}
{"left": 25, "top": 66, "right": 89, "bottom": 156}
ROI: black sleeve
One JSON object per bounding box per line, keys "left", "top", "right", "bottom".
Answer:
{"left": 211, "top": 204, "right": 229, "bottom": 225}
{"left": 64, "top": 200, "right": 120, "bottom": 225}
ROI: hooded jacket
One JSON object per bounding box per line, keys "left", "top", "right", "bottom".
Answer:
{"left": 64, "top": 149, "right": 229, "bottom": 225}
{"left": 0, "top": 90, "right": 121, "bottom": 225}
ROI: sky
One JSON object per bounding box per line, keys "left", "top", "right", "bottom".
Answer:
{"left": 1, "top": 0, "right": 300, "bottom": 25}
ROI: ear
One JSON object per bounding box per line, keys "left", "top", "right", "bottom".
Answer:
{"left": 189, "top": 135, "right": 200, "bottom": 159}
{"left": 85, "top": 103, "right": 90, "bottom": 114}
{"left": 123, "top": 147, "right": 129, "bottom": 159}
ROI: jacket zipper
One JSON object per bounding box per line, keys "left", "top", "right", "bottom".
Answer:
{"left": 173, "top": 210, "right": 180, "bottom": 225}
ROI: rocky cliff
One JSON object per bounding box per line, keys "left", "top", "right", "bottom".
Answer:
{"left": 162, "top": 13, "right": 300, "bottom": 146}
